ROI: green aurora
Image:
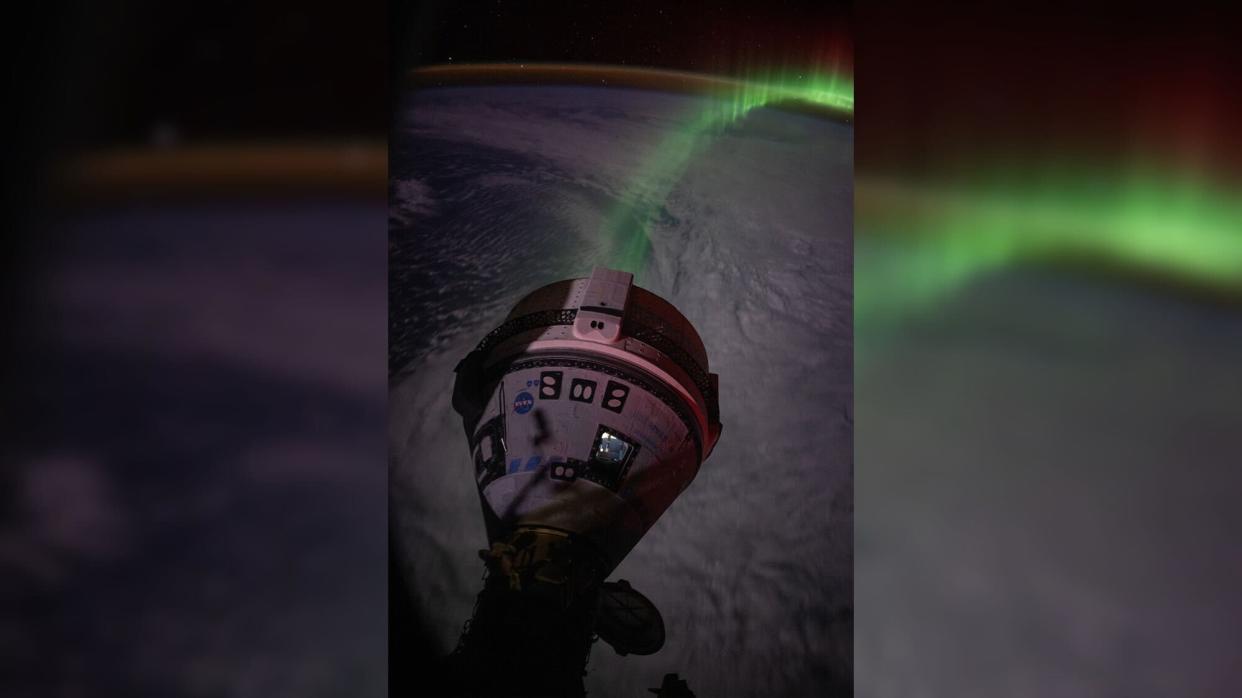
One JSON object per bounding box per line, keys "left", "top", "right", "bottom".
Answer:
{"left": 599, "top": 68, "right": 1241, "bottom": 327}
{"left": 856, "top": 168, "right": 1242, "bottom": 331}
{"left": 601, "top": 69, "right": 853, "bottom": 276}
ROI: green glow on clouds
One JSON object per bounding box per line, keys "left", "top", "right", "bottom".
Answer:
{"left": 856, "top": 166, "right": 1242, "bottom": 328}
{"left": 601, "top": 69, "right": 853, "bottom": 277}
{"left": 595, "top": 65, "right": 1240, "bottom": 324}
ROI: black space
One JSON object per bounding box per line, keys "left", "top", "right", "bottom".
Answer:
{"left": 4, "top": 1, "right": 386, "bottom": 153}
{"left": 0, "top": 0, "right": 387, "bottom": 419}
{"left": 393, "top": 0, "right": 852, "bottom": 77}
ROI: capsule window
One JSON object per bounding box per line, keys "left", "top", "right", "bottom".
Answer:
{"left": 602, "top": 380, "right": 629, "bottom": 413}
{"left": 584, "top": 425, "right": 640, "bottom": 491}
{"left": 596, "top": 430, "right": 631, "bottom": 464}
{"left": 569, "top": 378, "right": 597, "bottom": 403}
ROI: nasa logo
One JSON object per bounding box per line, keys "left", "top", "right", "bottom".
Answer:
{"left": 513, "top": 391, "right": 535, "bottom": 415}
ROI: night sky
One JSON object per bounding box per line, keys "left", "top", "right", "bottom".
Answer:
{"left": 394, "top": 1, "right": 852, "bottom": 78}
{"left": 855, "top": 3, "right": 1242, "bottom": 178}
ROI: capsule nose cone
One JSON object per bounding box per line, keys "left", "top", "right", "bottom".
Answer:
{"left": 454, "top": 268, "right": 721, "bottom": 573}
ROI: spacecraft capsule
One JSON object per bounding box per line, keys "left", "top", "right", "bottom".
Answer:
{"left": 453, "top": 267, "right": 723, "bottom": 576}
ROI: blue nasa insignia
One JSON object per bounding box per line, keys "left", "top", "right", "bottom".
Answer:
{"left": 513, "top": 391, "right": 535, "bottom": 415}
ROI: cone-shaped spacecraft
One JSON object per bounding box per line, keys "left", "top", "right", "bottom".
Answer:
{"left": 452, "top": 267, "right": 722, "bottom": 577}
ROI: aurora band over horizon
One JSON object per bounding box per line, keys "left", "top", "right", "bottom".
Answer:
{"left": 600, "top": 69, "right": 853, "bottom": 276}
{"left": 855, "top": 168, "right": 1242, "bottom": 332}
{"left": 603, "top": 69, "right": 1242, "bottom": 326}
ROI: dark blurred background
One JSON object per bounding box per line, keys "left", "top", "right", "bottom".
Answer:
{"left": 393, "top": 0, "right": 851, "bottom": 76}
{"left": 2, "top": 2, "right": 386, "bottom": 696}
{"left": 855, "top": 3, "right": 1242, "bottom": 696}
